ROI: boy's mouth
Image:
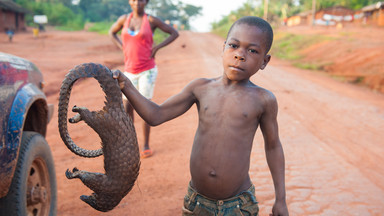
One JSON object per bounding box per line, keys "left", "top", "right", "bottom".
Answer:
{"left": 229, "top": 65, "right": 244, "bottom": 71}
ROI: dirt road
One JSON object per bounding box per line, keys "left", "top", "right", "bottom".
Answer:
{"left": 1, "top": 29, "right": 384, "bottom": 215}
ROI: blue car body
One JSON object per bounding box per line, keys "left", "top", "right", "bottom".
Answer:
{"left": 0, "top": 52, "right": 53, "bottom": 197}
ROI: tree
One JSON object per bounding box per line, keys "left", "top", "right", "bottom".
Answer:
{"left": 15, "top": 0, "right": 84, "bottom": 28}
{"left": 176, "top": 2, "right": 202, "bottom": 29}
{"left": 298, "top": 0, "right": 377, "bottom": 10}
{"left": 13, "top": 0, "right": 200, "bottom": 30}
{"left": 147, "top": 0, "right": 178, "bottom": 22}
{"left": 147, "top": 0, "right": 202, "bottom": 29}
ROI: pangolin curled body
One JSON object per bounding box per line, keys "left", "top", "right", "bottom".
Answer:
{"left": 58, "top": 63, "right": 140, "bottom": 212}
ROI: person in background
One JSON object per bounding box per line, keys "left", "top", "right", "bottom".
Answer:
{"left": 6, "top": 28, "right": 14, "bottom": 42}
{"left": 109, "top": 0, "right": 179, "bottom": 158}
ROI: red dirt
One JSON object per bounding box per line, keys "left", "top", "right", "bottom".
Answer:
{"left": 1, "top": 27, "right": 384, "bottom": 215}
{"left": 278, "top": 25, "right": 384, "bottom": 93}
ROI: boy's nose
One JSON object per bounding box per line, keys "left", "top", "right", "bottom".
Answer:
{"left": 234, "top": 54, "right": 245, "bottom": 62}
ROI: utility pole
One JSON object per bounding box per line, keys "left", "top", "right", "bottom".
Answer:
{"left": 312, "top": 0, "right": 316, "bottom": 25}
{"left": 263, "top": 0, "right": 269, "bottom": 20}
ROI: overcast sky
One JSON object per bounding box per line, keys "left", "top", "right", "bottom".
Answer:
{"left": 182, "top": 0, "right": 249, "bottom": 32}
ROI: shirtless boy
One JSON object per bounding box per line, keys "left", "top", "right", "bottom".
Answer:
{"left": 113, "top": 16, "right": 288, "bottom": 216}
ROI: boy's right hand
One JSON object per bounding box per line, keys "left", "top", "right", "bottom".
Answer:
{"left": 270, "top": 200, "right": 289, "bottom": 216}
{"left": 112, "top": 70, "right": 127, "bottom": 90}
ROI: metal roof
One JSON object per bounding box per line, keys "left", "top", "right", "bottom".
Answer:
{"left": 362, "top": 2, "right": 383, "bottom": 12}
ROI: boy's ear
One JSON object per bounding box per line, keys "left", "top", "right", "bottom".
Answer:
{"left": 260, "top": 54, "right": 271, "bottom": 70}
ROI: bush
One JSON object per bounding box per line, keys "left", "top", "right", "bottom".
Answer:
{"left": 87, "top": 22, "right": 114, "bottom": 35}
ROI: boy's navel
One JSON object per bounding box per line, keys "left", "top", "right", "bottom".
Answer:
{"left": 209, "top": 170, "right": 216, "bottom": 177}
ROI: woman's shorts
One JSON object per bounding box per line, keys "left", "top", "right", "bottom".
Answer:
{"left": 182, "top": 183, "right": 259, "bottom": 216}
{"left": 123, "top": 66, "right": 158, "bottom": 100}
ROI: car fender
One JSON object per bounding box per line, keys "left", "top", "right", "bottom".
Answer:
{"left": 0, "top": 83, "right": 47, "bottom": 197}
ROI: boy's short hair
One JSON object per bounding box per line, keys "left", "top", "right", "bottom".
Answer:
{"left": 227, "top": 16, "right": 274, "bottom": 53}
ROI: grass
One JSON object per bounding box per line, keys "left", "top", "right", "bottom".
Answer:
{"left": 271, "top": 32, "right": 335, "bottom": 71}
{"left": 271, "top": 32, "right": 331, "bottom": 61}
{"left": 85, "top": 21, "right": 168, "bottom": 45}
{"left": 211, "top": 22, "right": 232, "bottom": 39}
{"left": 293, "top": 61, "right": 333, "bottom": 71}
{"left": 87, "top": 22, "right": 114, "bottom": 35}
{"left": 54, "top": 25, "right": 84, "bottom": 31}
{"left": 351, "top": 76, "right": 365, "bottom": 84}
{"left": 153, "top": 30, "right": 168, "bottom": 45}
{"left": 293, "top": 62, "right": 322, "bottom": 70}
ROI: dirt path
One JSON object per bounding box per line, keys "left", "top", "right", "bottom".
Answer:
{"left": 1, "top": 29, "right": 383, "bottom": 215}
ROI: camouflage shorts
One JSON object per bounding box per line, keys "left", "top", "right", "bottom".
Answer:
{"left": 182, "top": 183, "right": 259, "bottom": 216}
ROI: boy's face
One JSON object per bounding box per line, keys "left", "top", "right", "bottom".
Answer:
{"left": 222, "top": 24, "right": 271, "bottom": 82}
{"left": 129, "top": 0, "right": 147, "bottom": 12}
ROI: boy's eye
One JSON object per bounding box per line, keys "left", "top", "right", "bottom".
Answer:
{"left": 228, "top": 44, "right": 237, "bottom": 48}
{"left": 248, "top": 49, "right": 258, "bottom": 54}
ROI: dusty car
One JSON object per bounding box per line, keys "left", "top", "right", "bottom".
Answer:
{"left": 0, "top": 52, "right": 57, "bottom": 215}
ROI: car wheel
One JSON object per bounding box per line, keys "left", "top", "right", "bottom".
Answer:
{"left": 0, "top": 131, "right": 57, "bottom": 216}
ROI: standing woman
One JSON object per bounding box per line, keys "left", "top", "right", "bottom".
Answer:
{"left": 109, "top": 0, "right": 179, "bottom": 158}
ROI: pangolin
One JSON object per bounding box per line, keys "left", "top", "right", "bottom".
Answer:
{"left": 58, "top": 63, "right": 140, "bottom": 212}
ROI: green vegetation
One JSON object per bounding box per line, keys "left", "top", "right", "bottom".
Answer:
{"left": 13, "top": 0, "right": 375, "bottom": 33}
{"left": 211, "top": 1, "right": 264, "bottom": 38}
{"left": 272, "top": 33, "right": 304, "bottom": 60}
{"left": 271, "top": 32, "right": 334, "bottom": 70}
{"left": 15, "top": 0, "right": 201, "bottom": 31}
{"left": 87, "top": 22, "right": 114, "bottom": 35}
{"left": 210, "top": 0, "right": 377, "bottom": 35}
{"left": 153, "top": 31, "right": 168, "bottom": 45}
{"left": 293, "top": 62, "right": 322, "bottom": 70}
{"left": 146, "top": 0, "right": 202, "bottom": 30}
{"left": 352, "top": 76, "right": 365, "bottom": 84}
{"left": 84, "top": 21, "right": 167, "bottom": 44}
{"left": 211, "top": 17, "right": 233, "bottom": 39}
{"left": 271, "top": 33, "right": 333, "bottom": 60}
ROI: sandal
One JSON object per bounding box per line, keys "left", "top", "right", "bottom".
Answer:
{"left": 140, "top": 149, "right": 154, "bottom": 158}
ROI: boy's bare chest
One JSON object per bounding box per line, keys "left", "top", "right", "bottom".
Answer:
{"left": 198, "top": 93, "right": 262, "bottom": 121}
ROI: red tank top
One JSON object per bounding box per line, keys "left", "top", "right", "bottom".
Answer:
{"left": 122, "top": 13, "right": 156, "bottom": 74}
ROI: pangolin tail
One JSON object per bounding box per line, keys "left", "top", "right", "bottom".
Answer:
{"left": 58, "top": 63, "right": 123, "bottom": 158}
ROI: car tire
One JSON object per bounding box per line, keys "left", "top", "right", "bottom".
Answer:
{"left": 0, "top": 131, "right": 57, "bottom": 216}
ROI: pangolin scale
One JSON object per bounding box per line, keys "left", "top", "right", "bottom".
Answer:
{"left": 58, "top": 63, "right": 140, "bottom": 212}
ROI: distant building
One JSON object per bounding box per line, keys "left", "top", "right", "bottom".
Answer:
{"left": 355, "top": 1, "right": 384, "bottom": 26}
{"left": 286, "top": 4, "right": 384, "bottom": 27}
{"left": 314, "top": 6, "right": 355, "bottom": 26}
{"left": 0, "top": 0, "right": 29, "bottom": 32}
{"left": 286, "top": 11, "right": 312, "bottom": 26}
{"left": 287, "top": 6, "right": 356, "bottom": 27}
{"left": 287, "top": 6, "right": 355, "bottom": 26}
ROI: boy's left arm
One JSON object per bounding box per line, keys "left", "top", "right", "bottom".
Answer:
{"left": 260, "top": 94, "right": 289, "bottom": 216}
